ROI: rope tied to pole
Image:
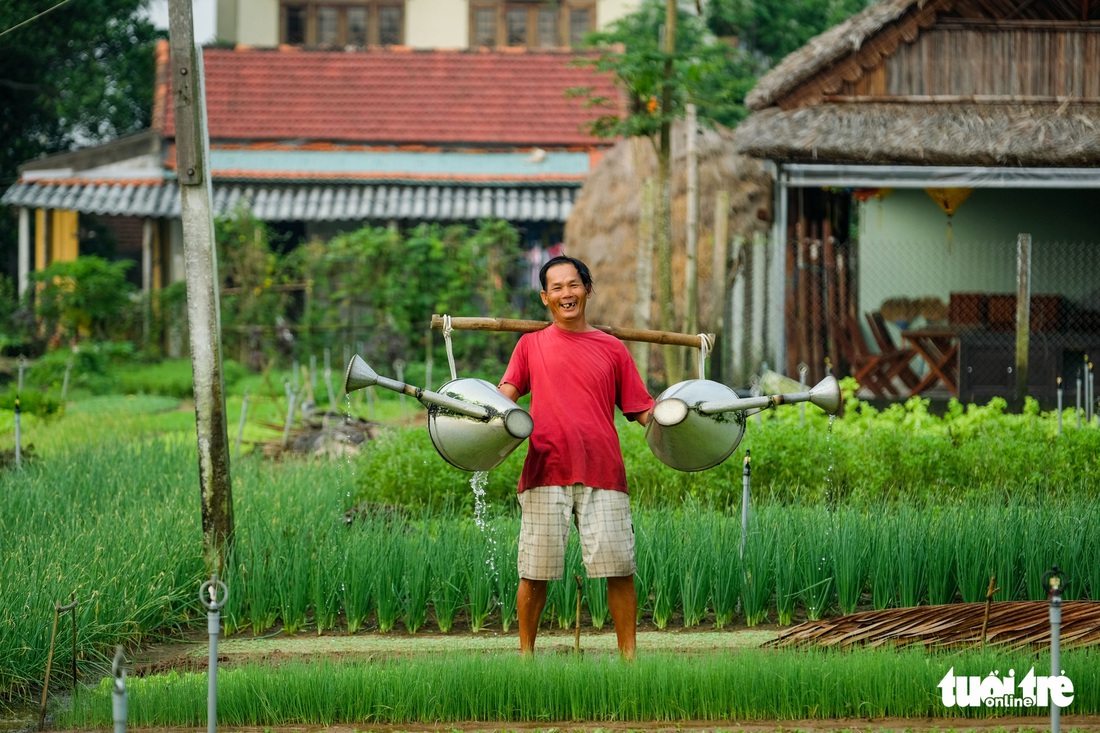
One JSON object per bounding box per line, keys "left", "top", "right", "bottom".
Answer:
{"left": 697, "top": 333, "right": 712, "bottom": 380}
{"left": 442, "top": 314, "right": 458, "bottom": 381}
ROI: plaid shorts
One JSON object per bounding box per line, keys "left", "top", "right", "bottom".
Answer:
{"left": 516, "top": 484, "right": 636, "bottom": 581}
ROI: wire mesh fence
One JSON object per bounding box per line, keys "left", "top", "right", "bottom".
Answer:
{"left": 771, "top": 228, "right": 1100, "bottom": 408}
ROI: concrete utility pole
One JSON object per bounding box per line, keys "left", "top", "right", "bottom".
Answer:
{"left": 168, "top": 0, "right": 235, "bottom": 571}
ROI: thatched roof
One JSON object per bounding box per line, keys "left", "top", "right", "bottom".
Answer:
{"left": 563, "top": 121, "right": 771, "bottom": 338}
{"left": 734, "top": 101, "right": 1100, "bottom": 167}
{"left": 745, "top": 0, "right": 929, "bottom": 111}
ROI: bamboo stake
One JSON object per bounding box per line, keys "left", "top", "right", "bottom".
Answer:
{"left": 980, "top": 575, "right": 1000, "bottom": 647}
{"left": 429, "top": 315, "right": 713, "bottom": 349}
{"left": 574, "top": 575, "right": 583, "bottom": 655}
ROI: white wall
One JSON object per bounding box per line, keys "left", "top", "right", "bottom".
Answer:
{"left": 405, "top": 0, "right": 467, "bottom": 48}
{"left": 232, "top": 0, "right": 279, "bottom": 46}
{"left": 214, "top": 0, "right": 639, "bottom": 48}
{"left": 597, "top": 0, "right": 638, "bottom": 26}
{"left": 857, "top": 187, "right": 1100, "bottom": 317}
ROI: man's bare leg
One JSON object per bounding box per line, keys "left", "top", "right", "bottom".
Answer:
{"left": 607, "top": 574, "right": 637, "bottom": 659}
{"left": 517, "top": 577, "right": 548, "bottom": 655}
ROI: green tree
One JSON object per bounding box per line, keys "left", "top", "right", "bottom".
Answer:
{"left": 572, "top": 0, "right": 761, "bottom": 136}
{"left": 705, "top": 0, "right": 875, "bottom": 66}
{"left": 572, "top": 1, "right": 761, "bottom": 383}
{"left": 0, "top": 0, "right": 160, "bottom": 275}
{"left": 30, "top": 255, "right": 137, "bottom": 342}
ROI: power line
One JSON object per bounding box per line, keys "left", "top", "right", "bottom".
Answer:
{"left": 0, "top": 0, "right": 76, "bottom": 39}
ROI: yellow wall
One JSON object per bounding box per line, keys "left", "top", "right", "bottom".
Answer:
{"left": 34, "top": 209, "right": 79, "bottom": 268}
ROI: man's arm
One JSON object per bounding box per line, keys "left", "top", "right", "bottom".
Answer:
{"left": 624, "top": 408, "right": 651, "bottom": 427}
{"left": 498, "top": 381, "right": 521, "bottom": 402}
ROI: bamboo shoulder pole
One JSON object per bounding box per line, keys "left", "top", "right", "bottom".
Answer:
{"left": 430, "top": 315, "right": 713, "bottom": 350}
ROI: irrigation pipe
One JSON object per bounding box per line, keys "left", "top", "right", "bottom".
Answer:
{"left": 429, "top": 315, "right": 714, "bottom": 349}
{"left": 1045, "top": 567, "right": 1065, "bottom": 733}
{"left": 200, "top": 574, "right": 229, "bottom": 733}
{"left": 111, "top": 646, "right": 126, "bottom": 733}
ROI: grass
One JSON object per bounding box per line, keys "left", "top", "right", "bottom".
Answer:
{"left": 5, "top": 367, "right": 1100, "bottom": 716}
{"left": 8, "top": 433, "right": 1100, "bottom": 704}
{"left": 59, "top": 645, "right": 1100, "bottom": 726}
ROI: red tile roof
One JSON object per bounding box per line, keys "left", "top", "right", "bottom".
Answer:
{"left": 156, "top": 42, "right": 624, "bottom": 147}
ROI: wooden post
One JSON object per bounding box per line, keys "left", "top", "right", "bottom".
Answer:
{"left": 684, "top": 103, "right": 699, "bottom": 345}
{"left": 797, "top": 222, "right": 811, "bottom": 379}
{"left": 574, "top": 575, "right": 583, "bottom": 654}
{"left": 142, "top": 218, "right": 153, "bottom": 345}
{"left": 822, "top": 220, "right": 840, "bottom": 373}
{"left": 750, "top": 231, "right": 767, "bottom": 376}
{"left": 657, "top": 0, "right": 680, "bottom": 386}
{"left": 17, "top": 207, "right": 30, "bottom": 297}
{"left": 980, "top": 575, "right": 1000, "bottom": 647}
{"left": 809, "top": 227, "right": 824, "bottom": 383}
{"left": 635, "top": 175, "right": 655, "bottom": 380}
{"left": 784, "top": 225, "right": 798, "bottom": 377}
{"left": 1015, "top": 233, "right": 1032, "bottom": 407}
{"left": 168, "top": 0, "right": 234, "bottom": 572}
{"left": 711, "top": 190, "right": 730, "bottom": 381}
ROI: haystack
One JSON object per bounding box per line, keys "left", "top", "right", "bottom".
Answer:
{"left": 564, "top": 120, "right": 772, "bottom": 373}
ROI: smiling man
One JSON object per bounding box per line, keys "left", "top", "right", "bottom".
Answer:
{"left": 498, "top": 255, "right": 654, "bottom": 659}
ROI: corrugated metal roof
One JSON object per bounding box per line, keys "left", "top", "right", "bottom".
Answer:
{"left": 1, "top": 181, "right": 578, "bottom": 222}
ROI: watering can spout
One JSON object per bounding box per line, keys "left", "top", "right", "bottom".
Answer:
{"left": 695, "top": 374, "right": 841, "bottom": 417}
{"left": 344, "top": 354, "right": 378, "bottom": 393}
{"left": 807, "top": 374, "right": 841, "bottom": 415}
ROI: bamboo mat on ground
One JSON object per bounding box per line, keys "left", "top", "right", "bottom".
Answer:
{"left": 766, "top": 601, "right": 1100, "bottom": 650}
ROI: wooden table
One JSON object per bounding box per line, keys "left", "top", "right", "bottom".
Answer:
{"left": 901, "top": 327, "right": 960, "bottom": 397}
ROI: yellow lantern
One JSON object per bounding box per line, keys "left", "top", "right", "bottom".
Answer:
{"left": 925, "top": 187, "right": 973, "bottom": 247}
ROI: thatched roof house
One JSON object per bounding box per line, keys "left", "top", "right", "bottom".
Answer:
{"left": 731, "top": 0, "right": 1100, "bottom": 402}
{"left": 564, "top": 121, "right": 771, "bottom": 375}
{"left": 736, "top": 0, "right": 1100, "bottom": 170}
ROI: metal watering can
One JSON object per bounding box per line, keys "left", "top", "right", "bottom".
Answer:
{"left": 344, "top": 355, "right": 533, "bottom": 472}
{"left": 646, "top": 374, "right": 841, "bottom": 472}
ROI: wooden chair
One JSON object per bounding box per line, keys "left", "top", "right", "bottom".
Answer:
{"left": 865, "top": 311, "right": 921, "bottom": 392}
{"left": 841, "top": 314, "right": 901, "bottom": 397}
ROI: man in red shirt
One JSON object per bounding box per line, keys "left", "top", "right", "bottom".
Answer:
{"left": 498, "top": 255, "right": 654, "bottom": 659}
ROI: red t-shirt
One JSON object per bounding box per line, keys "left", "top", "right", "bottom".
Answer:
{"left": 500, "top": 325, "right": 654, "bottom": 493}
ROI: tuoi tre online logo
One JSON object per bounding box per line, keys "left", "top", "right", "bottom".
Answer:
{"left": 938, "top": 667, "right": 1075, "bottom": 708}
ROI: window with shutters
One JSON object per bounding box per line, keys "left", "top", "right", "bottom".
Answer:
{"left": 280, "top": 2, "right": 404, "bottom": 47}
{"left": 469, "top": 1, "right": 595, "bottom": 49}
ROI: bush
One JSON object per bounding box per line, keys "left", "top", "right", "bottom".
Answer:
{"left": 0, "top": 386, "right": 63, "bottom": 419}
{"left": 23, "top": 341, "right": 135, "bottom": 395}
{"left": 348, "top": 386, "right": 1100, "bottom": 513}
{"left": 30, "top": 256, "right": 137, "bottom": 343}
{"left": 116, "top": 358, "right": 247, "bottom": 400}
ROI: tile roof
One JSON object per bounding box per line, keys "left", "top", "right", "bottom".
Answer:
{"left": 156, "top": 43, "right": 624, "bottom": 148}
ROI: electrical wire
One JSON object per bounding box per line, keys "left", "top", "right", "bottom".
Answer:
{"left": 0, "top": 0, "right": 76, "bottom": 39}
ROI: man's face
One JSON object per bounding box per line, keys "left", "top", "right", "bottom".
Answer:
{"left": 541, "top": 262, "right": 589, "bottom": 329}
